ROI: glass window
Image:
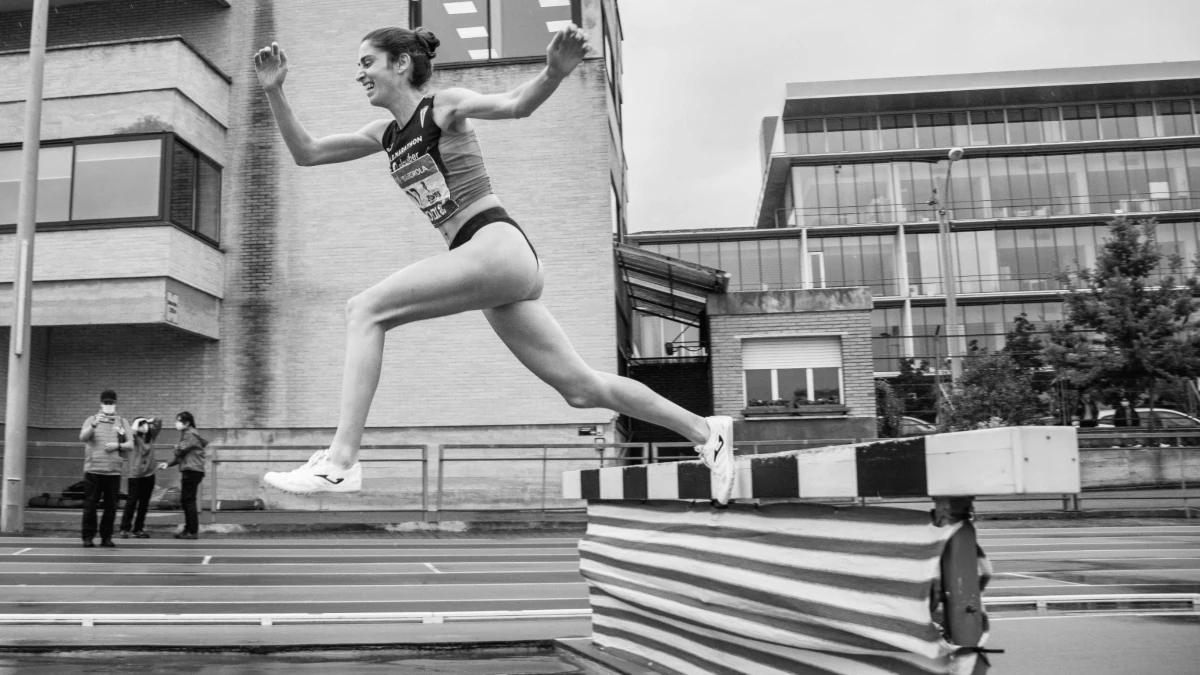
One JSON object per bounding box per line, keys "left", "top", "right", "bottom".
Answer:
{"left": 739, "top": 240, "right": 762, "bottom": 289}
{"left": 1009, "top": 108, "right": 1044, "bottom": 144}
{"left": 792, "top": 165, "right": 819, "bottom": 225}
{"left": 72, "top": 140, "right": 161, "bottom": 221}
{"left": 826, "top": 118, "right": 846, "bottom": 153}
{"left": 1026, "top": 155, "right": 1051, "bottom": 215}
{"left": 1007, "top": 156, "right": 1033, "bottom": 214}
{"left": 987, "top": 156, "right": 1011, "bottom": 217}
{"left": 170, "top": 143, "right": 196, "bottom": 229}
{"left": 1104, "top": 151, "right": 1130, "bottom": 210}
{"left": 996, "top": 229, "right": 1019, "bottom": 292}
{"left": 916, "top": 114, "right": 935, "bottom": 148}
{"left": 815, "top": 164, "right": 838, "bottom": 226}
{"left": 835, "top": 165, "right": 856, "bottom": 223}
{"left": 1066, "top": 154, "right": 1091, "bottom": 214}
{"left": 778, "top": 368, "right": 807, "bottom": 402}
{"left": 1164, "top": 149, "right": 1190, "bottom": 210}
{"left": 196, "top": 159, "right": 221, "bottom": 243}
{"left": 785, "top": 119, "right": 825, "bottom": 155}
{"left": 880, "top": 114, "right": 915, "bottom": 150}
{"left": 1063, "top": 105, "right": 1099, "bottom": 141}
{"left": 812, "top": 368, "right": 840, "bottom": 403}
{"left": 1084, "top": 153, "right": 1111, "bottom": 213}
{"left": 0, "top": 145, "right": 73, "bottom": 225}
{"left": 416, "top": 0, "right": 574, "bottom": 63}
{"left": 1156, "top": 100, "right": 1195, "bottom": 137}
{"left": 718, "top": 241, "right": 741, "bottom": 288}
{"left": 757, "top": 240, "right": 782, "bottom": 289}
{"left": 745, "top": 369, "right": 772, "bottom": 403}
{"left": 838, "top": 117, "right": 867, "bottom": 153}
{"left": 1046, "top": 154, "right": 1071, "bottom": 215}
{"left": 1188, "top": 149, "right": 1200, "bottom": 212}
{"left": 1041, "top": 107, "right": 1063, "bottom": 143}
{"left": 677, "top": 242, "right": 701, "bottom": 265}
{"left": 780, "top": 239, "right": 801, "bottom": 289}
{"left": 1127, "top": 150, "right": 1152, "bottom": 206}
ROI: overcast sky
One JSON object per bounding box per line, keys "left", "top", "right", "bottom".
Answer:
{"left": 619, "top": 0, "right": 1200, "bottom": 233}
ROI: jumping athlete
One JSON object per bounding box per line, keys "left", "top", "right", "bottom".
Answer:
{"left": 253, "top": 24, "right": 736, "bottom": 503}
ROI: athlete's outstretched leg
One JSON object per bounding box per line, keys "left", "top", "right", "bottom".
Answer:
{"left": 484, "top": 299, "right": 738, "bottom": 503}
{"left": 263, "top": 225, "right": 540, "bottom": 494}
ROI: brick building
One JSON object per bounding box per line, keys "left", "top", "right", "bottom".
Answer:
{"left": 0, "top": 0, "right": 629, "bottom": 449}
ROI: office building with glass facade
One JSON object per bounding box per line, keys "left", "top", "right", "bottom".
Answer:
{"left": 627, "top": 61, "right": 1200, "bottom": 414}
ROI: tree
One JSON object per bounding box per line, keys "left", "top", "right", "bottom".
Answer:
{"left": 1049, "top": 217, "right": 1200, "bottom": 422}
{"left": 875, "top": 379, "right": 904, "bottom": 438}
{"left": 891, "top": 357, "right": 938, "bottom": 421}
{"left": 1003, "top": 313, "right": 1045, "bottom": 371}
{"left": 944, "top": 350, "right": 1045, "bottom": 430}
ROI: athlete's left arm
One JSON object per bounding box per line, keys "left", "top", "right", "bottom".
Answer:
{"left": 435, "top": 24, "right": 590, "bottom": 127}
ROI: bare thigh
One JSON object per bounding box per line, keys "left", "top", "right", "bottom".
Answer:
{"left": 483, "top": 298, "right": 597, "bottom": 395}
{"left": 355, "top": 223, "right": 542, "bottom": 329}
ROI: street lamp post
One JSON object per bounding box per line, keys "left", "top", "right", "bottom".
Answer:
{"left": 2, "top": 0, "right": 50, "bottom": 533}
{"left": 933, "top": 147, "right": 966, "bottom": 383}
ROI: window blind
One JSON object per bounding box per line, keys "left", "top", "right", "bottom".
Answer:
{"left": 743, "top": 337, "right": 842, "bottom": 369}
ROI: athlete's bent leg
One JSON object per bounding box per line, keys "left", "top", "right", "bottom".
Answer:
{"left": 483, "top": 299, "right": 737, "bottom": 503}
{"left": 263, "top": 224, "right": 540, "bottom": 494}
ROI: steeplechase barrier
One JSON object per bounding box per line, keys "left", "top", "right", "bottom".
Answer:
{"left": 559, "top": 426, "right": 1080, "bottom": 675}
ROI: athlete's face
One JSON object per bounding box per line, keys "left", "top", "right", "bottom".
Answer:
{"left": 356, "top": 42, "right": 407, "bottom": 107}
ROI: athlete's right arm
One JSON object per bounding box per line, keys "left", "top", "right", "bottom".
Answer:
{"left": 254, "top": 42, "right": 387, "bottom": 166}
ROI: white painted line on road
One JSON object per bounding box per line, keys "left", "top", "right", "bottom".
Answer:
{"left": 0, "top": 567, "right": 583, "bottom": 576}
{"left": 0, "top": 596, "right": 587, "bottom": 605}
{"left": 999, "top": 572, "right": 1087, "bottom": 586}
{"left": 0, "top": 582, "right": 585, "bottom": 590}
{"left": 424, "top": 563, "right": 441, "bottom": 574}
{"left": 202, "top": 556, "right": 211, "bottom": 565}
{"left": 990, "top": 612, "right": 1200, "bottom": 621}
{"left": 990, "top": 583, "right": 1200, "bottom": 590}
{"left": 11, "top": 549, "right": 30, "bottom": 556}
{"left": 980, "top": 526, "right": 1200, "bottom": 535}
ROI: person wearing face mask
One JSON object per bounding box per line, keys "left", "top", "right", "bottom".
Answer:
{"left": 80, "top": 389, "right": 133, "bottom": 548}
{"left": 119, "top": 416, "right": 163, "bottom": 539}
{"left": 156, "top": 412, "right": 208, "bottom": 540}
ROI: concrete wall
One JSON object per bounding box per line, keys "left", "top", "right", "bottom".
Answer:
{"left": 708, "top": 287, "right": 876, "bottom": 443}
{"left": 1080, "top": 446, "right": 1200, "bottom": 489}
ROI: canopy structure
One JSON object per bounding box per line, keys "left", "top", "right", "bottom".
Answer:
{"left": 614, "top": 243, "right": 730, "bottom": 327}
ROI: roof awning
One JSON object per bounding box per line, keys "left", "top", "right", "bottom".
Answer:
{"left": 614, "top": 243, "right": 730, "bottom": 326}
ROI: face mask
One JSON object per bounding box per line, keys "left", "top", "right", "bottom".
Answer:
{"left": 175, "top": 422, "right": 186, "bottom": 431}
{"left": 101, "top": 404, "right": 116, "bottom": 415}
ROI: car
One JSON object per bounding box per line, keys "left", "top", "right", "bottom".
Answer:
{"left": 899, "top": 416, "right": 938, "bottom": 436}
{"left": 1095, "top": 408, "right": 1200, "bottom": 428}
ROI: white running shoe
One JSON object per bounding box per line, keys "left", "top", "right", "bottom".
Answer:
{"left": 262, "top": 450, "right": 363, "bottom": 494}
{"left": 695, "top": 415, "right": 736, "bottom": 505}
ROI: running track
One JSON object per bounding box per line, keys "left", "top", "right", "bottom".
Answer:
{"left": 0, "top": 524, "right": 1197, "bottom": 641}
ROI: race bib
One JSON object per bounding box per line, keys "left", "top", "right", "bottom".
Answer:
{"left": 390, "top": 154, "right": 460, "bottom": 225}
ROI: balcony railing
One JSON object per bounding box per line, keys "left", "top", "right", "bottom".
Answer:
{"left": 774, "top": 192, "right": 1200, "bottom": 229}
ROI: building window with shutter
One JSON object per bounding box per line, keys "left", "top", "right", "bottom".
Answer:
{"left": 743, "top": 337, "right": 843, "bottom": 406}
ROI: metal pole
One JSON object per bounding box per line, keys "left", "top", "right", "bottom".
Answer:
{"left": 2, "top": 0, "right": 51, "bottom": 534}
{"left": 935, "top": 153, "right": 964, "bottom": 383}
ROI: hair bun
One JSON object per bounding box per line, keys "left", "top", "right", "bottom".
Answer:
{"left": 413, "top": 27, "right": 440, "bottom": 58}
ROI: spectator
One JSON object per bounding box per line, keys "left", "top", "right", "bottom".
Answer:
{"left": 1076, "top": 392, "right": 1100, "bottom": 428}
{"left": 157, "top": 411, "right": 208, "bottom": 540}
{"left": 80, "top": 389, "right": 132, "bottom": 548}
{"left": 119, "top": 416, "right": 163, "bottom": 539}
{"left": 1113, "top": 397, "right": 1141, "bottom": 428}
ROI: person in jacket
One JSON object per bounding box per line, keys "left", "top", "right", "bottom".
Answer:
{"left": 80, "top": 389, "right": 132, "bottom": 548}
{"left": 157, "top": 411, "right": 207, "bottom": 540}
{"left": 119, "top": 416, "right": 163, "bottom": 539}
{"left": 1113, "top": 397, "right": 1141, "bottom": 428}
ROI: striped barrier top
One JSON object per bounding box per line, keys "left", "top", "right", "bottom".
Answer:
{"left": 564, "top": 426, "right": 1079, "bottom": 501}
